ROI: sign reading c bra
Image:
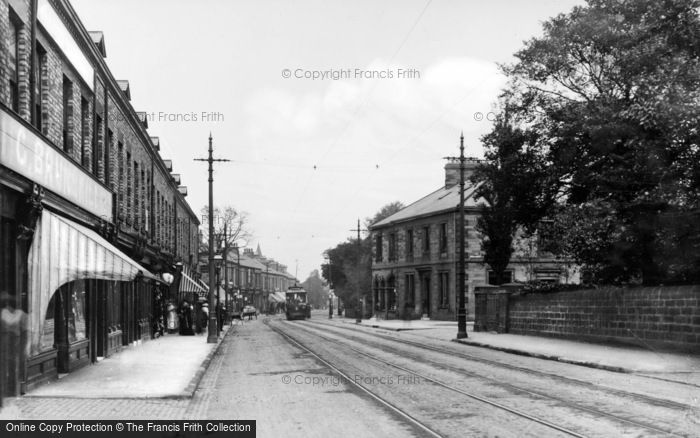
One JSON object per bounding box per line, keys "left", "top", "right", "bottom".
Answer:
{"left": 0, "top": 110, "right": 113, "bottom": 221}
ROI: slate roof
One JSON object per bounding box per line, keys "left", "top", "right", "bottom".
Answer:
{"left": 371, "top": 182, "right": 484, "bottom": 229}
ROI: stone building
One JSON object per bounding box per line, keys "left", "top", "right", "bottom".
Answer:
{"left": 369, "top": 159, "right": 579, "bottom": 321}
{"left": 0, "top": 0, "right": 199, "bottom": 399}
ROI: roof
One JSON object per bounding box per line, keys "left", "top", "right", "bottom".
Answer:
{"left": 116, "top": 80, "right": 130, "bottom": 100}
{"left": 88, "top": 31, "right": 106, "bottom": 57}
{"left": 371, "top": 182, "right": 483, "bottom": 229}
{"left": 225, "top": 250, "right": 267, "bottom": 270}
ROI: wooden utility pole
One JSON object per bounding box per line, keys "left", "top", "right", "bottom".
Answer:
{"left": 194, "top": 133, "right": 230, "bottom": 343}
{"left": 350, "top": 219, "right": 368, "bottom": 324}
{"left": 445, "top": 133, "right": 468, "bottom": 339}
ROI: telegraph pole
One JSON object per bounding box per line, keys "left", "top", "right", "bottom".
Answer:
{"left": 350, "top": 219, "right": 368, "bottom": 324}
{"left": 444, "top": 133, "right": 468, "bottom": 339}
{"left": 223, "top": 222, "right": 229, "bottom": 326}
{"left": 456, "top": 133, "right": 468, "bottom": 338}
{"left": 194, "top": 133, "right": 230, "bottom": 343}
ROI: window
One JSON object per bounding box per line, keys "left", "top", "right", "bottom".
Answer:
{"left": 80, "top": 97, "right": 89, "bottom": 166}
{"left": 105, "top": 129, "right": 113, "bottom": 186}
{"left": 406, "top": 229, "right": 413, "bottom": 258}
{"left": 126, "top": 151, "right": 132, "bottom": 222}
{"left": 155, "top": 191, "right": 160, "bottom": 242}
{"left": 93, "top": 114, "right": 102, "bottom": 177}
{"left": 8, "top": 12, "right": 20, "bottom": 112}
{"left": 422, "top": 226, "right": 430, "bottom": 254}
{"left": 33, "top": 43, "right": 46, "bottom": 131}
{"left": 133, "top": 162, "right": 139, "bottom": 228}
{"left": 117, "top": 142, "right": 124, "bottom": 212}
{"left": 375, "top": 234, "right": 383, "bottom": 262}
{"left": 405, "top": 274, "right": 415, "bottom": 306}
{"left": 488, "top": 270, "right": 513, "bottom": 285}
{"left": 388, "top": 233, "right": 396, "bottom": 261}
{"left": 439, "top": 272, "right": 449, "bottom": 308}
{"left": 62, "top": 75, "right": 73, "bottom": 152}
{"left": 439, "top": 223, "right": 447, "bottom": 254}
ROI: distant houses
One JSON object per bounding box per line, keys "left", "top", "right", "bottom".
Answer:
{"left": 198, "top": 244, "right": 297, "bottom": 313}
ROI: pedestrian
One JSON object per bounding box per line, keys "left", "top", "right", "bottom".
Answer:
{"left": 179, "top": 300, "right": 194, "bottom": 336}
{"left": 200, "top": 302, "right": 209, "bottom": 334}
{"left": 1, "top": 291, "right": 28, "bottom": 397}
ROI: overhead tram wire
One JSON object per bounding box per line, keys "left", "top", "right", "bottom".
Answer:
{"left": 322, "top": 73, "right": 495, "bottom": 224}
{"left": 280, "top": 0, "right": 434, "bottom": 241}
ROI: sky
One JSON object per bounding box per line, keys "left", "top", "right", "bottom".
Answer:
{"left": 71, "top": 0, "right": 583, "bottom": 280}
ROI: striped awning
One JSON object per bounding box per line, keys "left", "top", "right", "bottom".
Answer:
{"left": 28, "top": 209, "right": 159, "bottom": 356}
{"left": 179, "top": 271, "right": 207, "bottom": 298}
{"left": 268, "top": 291, "right": 286, "bottom": 303}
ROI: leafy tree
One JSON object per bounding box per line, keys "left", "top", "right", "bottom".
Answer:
{"left": 490, "top": 0, "right": 700, "bottom": 284}
{"left": 321, "top": 238, "right": 372, "bottom": 310}
{"left": 472, "top": 110, "right": 556, "bottom": 285}
{"left": 365, "top": 201, "right": 405, "bottom": 228}
{"left": 302, "top": 270, "right": 327, "bottom": 308}
{"left": 320, "top": 202, "right": 403, "bottom": 309}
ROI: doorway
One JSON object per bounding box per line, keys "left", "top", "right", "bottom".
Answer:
{"left": 420, "top": 271, "right": 431, "bottom": 317}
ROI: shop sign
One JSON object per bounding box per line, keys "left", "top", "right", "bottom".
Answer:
{"left": 0, "top": 110, "right": 112, "bottom": 220}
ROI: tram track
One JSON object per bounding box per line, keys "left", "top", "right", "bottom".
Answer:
{"left": 271, "top": 318, "right": 690, "bottom": 437}
{"left": 263, "top": 318, "right": 445, "bottom": 438}
{"left": 304, "top": 318, "right": 692, "bottom": 411}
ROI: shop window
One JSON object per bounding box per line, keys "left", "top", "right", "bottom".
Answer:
{"left": 40, "top": 294, "right": 56, "bottom": 352}
{"left": 67, "top": 280, "right": 87, "bottom": 343}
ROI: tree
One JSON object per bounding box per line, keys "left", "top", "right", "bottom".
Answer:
{"left": 199, "top": 205, "right": 252, "bottom": 253}
{"left": 489, "top": 0, "right": 700, "bottom": 284}
{"left": 472, "top": 110, "right": 556, "bottom": 285}
{"left": 365, "top": 201, "right": 405, "bottom": 228}
{"left": 321, "top": 238, "right": 372, "bottom": 310}
{"left": 302, "top": 270, "right": 327, "bottom": 309}
{"left": 320, "top": 202, "right": 403, "bottom": 309}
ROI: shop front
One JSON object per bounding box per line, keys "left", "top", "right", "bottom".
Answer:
{"left": 24, "top": 209, "right": 161, "bottom": 390}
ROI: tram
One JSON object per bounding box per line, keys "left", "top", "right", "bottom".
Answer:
{"left": 285, "top": 285, "right": 311, "bottom": 320}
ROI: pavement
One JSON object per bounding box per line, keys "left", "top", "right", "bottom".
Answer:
{"left": 24, "top": 325, "right": 232, "bottom": 399}
{"left": 331, "top": 315, "right": 700, "bottom": 386}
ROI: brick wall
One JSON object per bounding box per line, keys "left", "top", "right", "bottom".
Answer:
{"left": 507, "top": 285, "right": 700, "bottom": 352}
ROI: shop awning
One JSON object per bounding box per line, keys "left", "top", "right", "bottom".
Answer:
{"left": 179, "top": 271, "right": 207, "bottom": 298}
{"left": 268, "top": 291, "right": 286, "bottom": 303}
{"left": 28, "top": 209, "right": 159, "bottom": 355}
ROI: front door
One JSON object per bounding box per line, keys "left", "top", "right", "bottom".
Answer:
{"left": 420, "top": 271, "right": 431, "bottom": 317}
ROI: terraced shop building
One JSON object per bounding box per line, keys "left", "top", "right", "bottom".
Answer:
{"left": 369, "top": 159, "right": 579, "bottom": 321}
{"left": 0, "top": 0, "right": 199, "bottom": 400}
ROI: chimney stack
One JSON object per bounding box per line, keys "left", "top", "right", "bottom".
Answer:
{"left": 444, "top": 157, "right": 483, "bottom": 188}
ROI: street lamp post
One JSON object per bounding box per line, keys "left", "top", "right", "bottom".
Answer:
{"left": 213, "top": 253, "right": 223, "bottom": 336}
{"left": 233, "top": 244, "right": 241, "bottom": 311}
{"left": 223, "top": 224, "right": 229, "bottom": 324}
{"left": 194, "top": 134, "right": 230, "bottom": 343}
